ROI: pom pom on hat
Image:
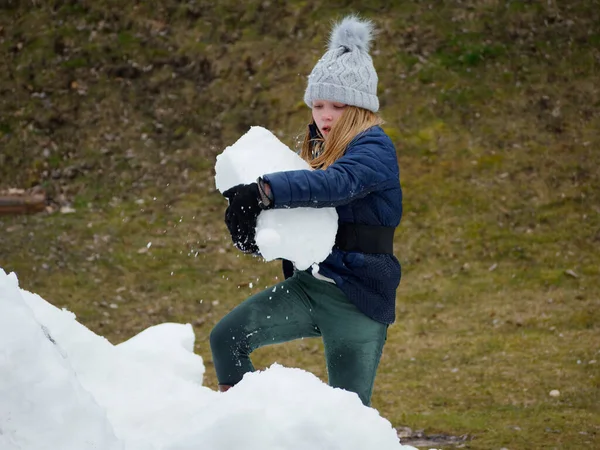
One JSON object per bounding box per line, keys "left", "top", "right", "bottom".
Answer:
{"left": 304, "top": 15, "right": 379, "bottom": 112}
{"left": 328, "top": 15, "right": 374, "bottom": 53}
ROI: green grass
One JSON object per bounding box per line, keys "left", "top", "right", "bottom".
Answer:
{"left": 1, "top": 1, "right": 599, "bottom": 449}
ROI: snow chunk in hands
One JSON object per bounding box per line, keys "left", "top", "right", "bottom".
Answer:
{"left": 214, "top": 126, "right": 338, "bottom": 270}
{"left": 214, "top": 126, "right": 305, "bottom": 190}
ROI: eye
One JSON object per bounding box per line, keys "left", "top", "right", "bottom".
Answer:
{"left": 313, "top": 104, "right": 323, "bottom": 109}
{"left": 333, "top": 104, "right": 346, "bottom": 110}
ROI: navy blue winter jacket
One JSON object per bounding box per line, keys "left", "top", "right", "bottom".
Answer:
{"left": 262, "top": 125, "right": 403, "bottom": 324}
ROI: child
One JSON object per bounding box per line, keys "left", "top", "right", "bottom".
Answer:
{"left": 210, "top": 15, "right": 403, "bottom": 407}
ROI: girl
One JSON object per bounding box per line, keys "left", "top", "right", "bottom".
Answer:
{"left": 210, "top": 15, "right": 403, "bottom": 407}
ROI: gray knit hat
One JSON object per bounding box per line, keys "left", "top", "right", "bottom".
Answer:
{"left": 304, "top": 15, "right": 379, "bottom": 112}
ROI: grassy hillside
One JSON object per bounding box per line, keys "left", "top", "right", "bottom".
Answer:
{"left": 1, "top": 1, "right": 599, "bottom": 448}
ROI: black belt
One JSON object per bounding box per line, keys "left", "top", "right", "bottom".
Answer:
{"left": 334, "top": 223, "right": 395, "bottom": 254}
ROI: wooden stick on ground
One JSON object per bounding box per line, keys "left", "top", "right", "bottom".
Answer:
{"left": 0, "top": 195, "right": 47, "bottom": 215}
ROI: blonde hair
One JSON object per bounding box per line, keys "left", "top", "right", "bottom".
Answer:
{"left": 300, "top": 106, "right": 383, "bottom": 169}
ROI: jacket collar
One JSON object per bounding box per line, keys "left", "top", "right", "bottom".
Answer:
{"left": 308, "top": 122, "right": 323, "bottom": 141}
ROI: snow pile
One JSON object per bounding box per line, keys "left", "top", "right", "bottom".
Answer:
{"left": 0, "top": 268, "right": 422, "bottom": 450}
{"left": 117, "top": 322, "right": 205, "bottom": 386}
{"left": 0, "top": 270, "right": 123, "bottom": 450}
{"left": 214, "top": 126, "right": 338, "bottom": 270}
{"left": 171, "top": 365, "right": 404, "bottom": 450}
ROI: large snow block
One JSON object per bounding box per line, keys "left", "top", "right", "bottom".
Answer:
{"left": 214, "top": 126, "right": 338, "bottom": 270}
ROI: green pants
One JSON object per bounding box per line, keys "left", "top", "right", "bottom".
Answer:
{"left": 209, "top": 270, "right": 388, "bottom": 406}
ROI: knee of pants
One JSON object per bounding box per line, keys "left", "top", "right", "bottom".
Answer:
{"left": 209, "top": 317, "right": 249, "bottom": 357}
{"left": 209, "top": 319, "right": 231, "bottom": 356}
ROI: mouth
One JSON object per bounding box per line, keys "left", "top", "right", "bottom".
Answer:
{"left": 321, "top": 126, "right": 331, "bottom": 134}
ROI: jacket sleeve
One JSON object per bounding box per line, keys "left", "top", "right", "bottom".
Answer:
{"left": 262, "top": 131, "right": 399, "bottom": 208}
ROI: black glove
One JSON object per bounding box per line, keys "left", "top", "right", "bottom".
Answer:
{"left": 223, "top": 183, "right": 262, "bottom": 254}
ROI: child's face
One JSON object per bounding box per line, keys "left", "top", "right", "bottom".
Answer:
{"left": 312, "top": 100, "right": 347, "bottom": 139}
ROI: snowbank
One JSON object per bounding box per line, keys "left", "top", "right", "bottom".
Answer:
{"left": 1, "top": 267, "right": 419, "bottom": 450}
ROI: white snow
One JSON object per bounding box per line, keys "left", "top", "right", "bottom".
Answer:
{"left": 0, "top": 268, "right": 423, "bottom": 450}
{"left": 214, "top": 126, "right": 338, "bottom": 270}
{"left": 0, "top": 270, "right": 123, "bottom": 450}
